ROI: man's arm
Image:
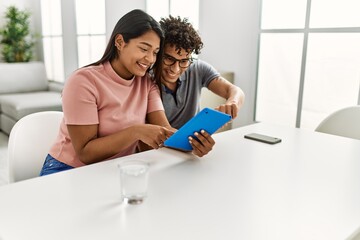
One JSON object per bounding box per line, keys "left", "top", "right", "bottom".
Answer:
{"left": 207, "top": 76, "right": 245, "bottom": 119}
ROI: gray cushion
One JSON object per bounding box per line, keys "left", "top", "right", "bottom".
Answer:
{"left": 0, "top": 114, "right": 16, "bottom": 135}
{"left": 0, "top": 62, "right": 48, "bottom": 94}
{"left": 0, "top": 92, "right": 62, "bottom": 120}
{"left": 48, "top": 81, "right": 64, "bottom": 93}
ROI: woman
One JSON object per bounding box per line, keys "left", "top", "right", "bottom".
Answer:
{"left": 39, "top": 9, "right": 174, "bottom": 176}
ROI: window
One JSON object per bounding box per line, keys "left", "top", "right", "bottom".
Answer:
{"left": 147, "top": 0, "right": 199, "bottom": 29}
{"left": 40, "top": 0, "right": 106, "bottom": 82}
{"left": 256, "top": 0, "right": 360, "bottom": 130}
{"left": 40, "top": 0, "right": 64, "bottom": 82}
{"left": 75, "top": 0, "right": 106, "bottom": 68}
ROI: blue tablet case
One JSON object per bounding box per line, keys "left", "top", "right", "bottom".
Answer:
{"left": 164, "top": 108, "right": 232, "bottom": 151}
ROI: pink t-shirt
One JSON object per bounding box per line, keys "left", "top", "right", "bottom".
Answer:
{"left": 49, "top": 61, "right": 164, "bottom": 167}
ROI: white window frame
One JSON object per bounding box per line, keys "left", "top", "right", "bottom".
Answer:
{"left": 256, "top": 0, "right": 360, "bottom": 128}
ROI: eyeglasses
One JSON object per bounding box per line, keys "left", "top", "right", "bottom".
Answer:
{"left": 163, "top": 54, "right": 193, "bottom": 68}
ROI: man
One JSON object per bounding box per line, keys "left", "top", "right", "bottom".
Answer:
{"left": 158, "top": 16, "right": 245, "bottom": 129}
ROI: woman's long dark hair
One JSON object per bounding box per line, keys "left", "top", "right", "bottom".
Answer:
{"left": 86, "top": 9, "right": 164, "bottom": 84}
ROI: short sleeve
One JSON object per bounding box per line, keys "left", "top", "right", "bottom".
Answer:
{"left": 62, "top": 70, "right": 100, "bottom": 125}
{"left": 197, "top": 60, "right": 220, "bottom": 88}
{"left": 147, "top": 78, "right": 164, "bottom": 113}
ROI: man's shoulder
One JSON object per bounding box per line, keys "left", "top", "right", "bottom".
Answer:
{"left": 187, "top": 59, "right": 219, "bottom": 77}
{"left": 187, "top": 59, "right": 211, "bottom": 72}
{"left": 190, "top": 59, "right": 208, "bottom": 67}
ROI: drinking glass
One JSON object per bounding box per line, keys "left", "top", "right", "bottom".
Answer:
{"left": 119, "top": 160, "right": 149, "bottom": 204}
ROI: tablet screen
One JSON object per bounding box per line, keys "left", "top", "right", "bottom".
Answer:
{"left": 164, "top": 108, "right": 232, "bottom": 151}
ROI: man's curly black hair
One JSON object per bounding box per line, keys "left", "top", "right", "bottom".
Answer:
{"left": 159, "top": 15, "right": 203, "bottom": 55}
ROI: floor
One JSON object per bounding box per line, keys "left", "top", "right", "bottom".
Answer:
{"left": 0, "top": 131, "right": 9, "bottom": 186}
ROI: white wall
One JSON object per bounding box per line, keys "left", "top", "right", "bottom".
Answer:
{"left": 0, "top": 0, "right": 260, "bottom": 127}
{"left": 199, "top": 0, "right": 261, "bottom": 127}
{"left": 105, "top": 0, "right": 146, "bottom": 41}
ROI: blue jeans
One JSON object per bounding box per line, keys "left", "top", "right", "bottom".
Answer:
{"left": 39, "top": 154, "right": 74, "bottom": 176}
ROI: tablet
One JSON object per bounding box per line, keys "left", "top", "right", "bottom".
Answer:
{"left": 164, "top": 108, "right": 232, "bottom": 151}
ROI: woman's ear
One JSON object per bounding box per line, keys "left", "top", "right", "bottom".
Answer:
{"left": 115, "top": 34, "right": 124, "bottom": 50}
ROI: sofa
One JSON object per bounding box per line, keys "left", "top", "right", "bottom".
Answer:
{"left": 0, "top": 62, "right": 63, "bottom": 135}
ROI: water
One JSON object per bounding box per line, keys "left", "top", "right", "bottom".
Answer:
{"left": 120, "top": 161, "right": 149, "bottom": 205}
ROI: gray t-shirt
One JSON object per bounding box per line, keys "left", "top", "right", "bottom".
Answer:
{"left": 162, "top": 59, "right": 220, "bottom": 129}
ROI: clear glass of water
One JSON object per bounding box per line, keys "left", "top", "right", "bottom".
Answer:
{"left": 119, "top": 160, "right": 149, "bottom": 205}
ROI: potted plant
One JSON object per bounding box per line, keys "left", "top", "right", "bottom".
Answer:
{"left": 0, "top": 5, "right": 36, "bottom": 62}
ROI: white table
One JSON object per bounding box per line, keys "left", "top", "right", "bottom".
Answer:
{"left": 0, "top": 123, "right": 360, "bottom": 240}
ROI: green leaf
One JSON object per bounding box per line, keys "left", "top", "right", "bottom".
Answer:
{"left": 0, "top": 5, "right": 36, "bottom": 62}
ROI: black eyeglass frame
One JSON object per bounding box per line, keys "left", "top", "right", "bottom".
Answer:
{"left": 162, "top": 53, "right": 194, "bottom": 68}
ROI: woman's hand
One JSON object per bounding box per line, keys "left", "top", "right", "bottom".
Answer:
{"left": 136, "top": 124, "right": 174, "bottom": 149}
{"left": 189, "top": 130, "right": 215, "bottom": 157}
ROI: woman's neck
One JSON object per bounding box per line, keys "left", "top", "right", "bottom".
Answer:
{"left": 110, "top": 59, "right": 134, "bottom": 80}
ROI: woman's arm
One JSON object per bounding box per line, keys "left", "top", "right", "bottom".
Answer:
{"left": 137, "top": 110, "right": 176, "bottom": 152}
{"left": 146, "top": 110, "right": 174, "bottom": 130}
{"left": 67, "top": 121, "right": 174, "bottom": 165}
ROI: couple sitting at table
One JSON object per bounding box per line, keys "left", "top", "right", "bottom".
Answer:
{"left": 39, "top": 9, "right": 244, "bottom": 176}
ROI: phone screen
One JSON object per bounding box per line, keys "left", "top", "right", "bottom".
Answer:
{"left": 244, "top": 133, "right": 281, "bottom": 144}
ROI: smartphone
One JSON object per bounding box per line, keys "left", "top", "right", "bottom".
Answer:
{"left": 244, "top": 133, "right": 281, "bottom": 144}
